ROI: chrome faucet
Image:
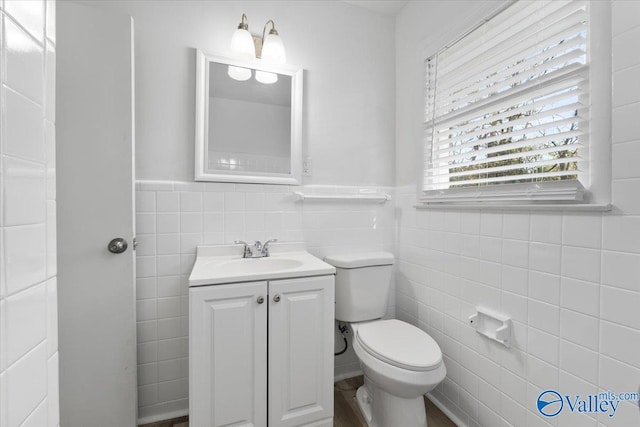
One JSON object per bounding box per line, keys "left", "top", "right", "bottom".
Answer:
{"left": 235, "top": 239, "right": 278, "bottom": 258}
{"left": 234, "top": 240, "right": 253, "bottom": 258}
{"left": 260, "top": 239, "right": 278, "bottom": 257}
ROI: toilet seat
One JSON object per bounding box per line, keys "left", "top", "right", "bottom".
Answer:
{"left": 355, "top": 319, "right": 442, "bottom": 372}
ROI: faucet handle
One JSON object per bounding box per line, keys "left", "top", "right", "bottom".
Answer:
{"left": 254, "top": 240, "right": 263, "bottom": 250}
{"left": 261, "top": 239, "right": 278, "bottom": 256}
{"left": 234, "top": 240, "right": 253, "bottom": 258}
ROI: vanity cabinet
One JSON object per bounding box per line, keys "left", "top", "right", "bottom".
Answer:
{"left": 190, "top": 275, "right": 334, "bottom": 427}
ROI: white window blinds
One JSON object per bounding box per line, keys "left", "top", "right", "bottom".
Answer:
{"left": 422, "top": 0, "right": 590, "bottom": 204}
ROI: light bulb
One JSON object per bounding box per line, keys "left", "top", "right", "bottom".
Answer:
{"left": 228, "top": 66, "right": 251, "bottom": 81}
{"left": 230, "top": 27, "right": 256, "bottom": 60}
{"left": 261, "top": 33, "right": 286, "bottom": 64}
{"left": 255, "top": 71, "right": 278, "bottom": 84}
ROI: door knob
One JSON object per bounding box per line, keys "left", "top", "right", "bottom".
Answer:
{"left": 108, "top": 238, "right": 128, "bottom": 254}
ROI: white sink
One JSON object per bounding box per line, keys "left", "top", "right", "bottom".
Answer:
{"left": 215, "top": 257, "right": 304, "bottom": 275}
{"left": 189, "top": 242, "right": 336, "bottom": 286}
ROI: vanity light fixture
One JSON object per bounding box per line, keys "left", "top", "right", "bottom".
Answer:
{"left": 228, "top": 14, "right": 287, "bottom": 84}
{"left": 228, "top": 13, "right": 255, "bottom": 81}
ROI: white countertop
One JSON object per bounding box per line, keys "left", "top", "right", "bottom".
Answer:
{"left": 189, "top": 242, "right": 336, "bottom": 286}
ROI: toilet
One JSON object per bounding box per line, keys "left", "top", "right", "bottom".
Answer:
{"left": 324, "top": 252, "right": 446, "bottom": 427}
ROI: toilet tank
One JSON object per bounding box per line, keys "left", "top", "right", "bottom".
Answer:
{"left": 324, "top": 252, "right": 394, "bottom": 322}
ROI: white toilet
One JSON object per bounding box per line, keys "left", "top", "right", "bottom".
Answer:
{"left": 324, "top": 252, "right": 446, "bottom": 427}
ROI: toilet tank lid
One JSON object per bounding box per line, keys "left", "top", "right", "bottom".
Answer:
{"left": 324, "top": 251, "right": 394, "bottom": 269}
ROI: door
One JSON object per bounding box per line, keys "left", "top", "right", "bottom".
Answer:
{"left": 269, "top": 276, "right": 335, "bottom": 427}
{"left": 56, "top": 2, "right": 137, "bottom": 425}
{"left": 190, "top": 282, "right": 268, "bottom": 427}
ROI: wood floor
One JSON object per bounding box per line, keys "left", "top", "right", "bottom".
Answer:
{"left": 140, "top": 376, "right": 455, "bottom": 427}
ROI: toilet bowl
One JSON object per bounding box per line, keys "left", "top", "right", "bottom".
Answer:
{"left": 349, "top": 320, "right": 446, "bottom": 427}
{"left": 324, "top": 252, "right": 446, "bottom": 427}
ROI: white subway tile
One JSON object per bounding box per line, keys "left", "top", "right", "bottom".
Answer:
{"left": 180, "top": 192, "right": 202, "bottom": 212}
{"left": 156, "top": 213, "right": 179, "bottom": 234}
{"left": 528, "top": 300, "right": 559, "bottom": 336}
{"left": 137, "top": 384, "right": 158, "bottom": 407}
{"left": 529, "top": 242, "right": 561, "bottom": 275}
{"left": 599, "top": 354, "right": 640, "bottom": 396}
{"left": 137, "top": 321, "right": 157, "bottom": 344}
{"left": 6, "top": 342, "right": 47, "bottom": 427}
{"left": 180, "top": 233, "right": 201, "bottom": 254}
{"left": 135, "top": 234, "right": 156, "bottom": 256}
{"left": 156, "top": 255, "right": 181, "bottom": 277}
{"left": 502, "top": 213, "right": 530, "bottom": 241}
{"left": 4, "top": 0, "right": 45, "bottom": 41}
{"left": 612, "top": 179, "right": 640, "bottom": 215}
{"left": 156, "top": 192, "right": 179, "bottom": 212}
{"left": 224, "top": 192, "right": 245, "bottom": 212}
{"left": 3, "top": 156, "right": 46, "bottom": 226}
{"left": 4, "top": 88, "right": 45, "bottom": 162}
{"left": 137, "top": 342, "right": 157, "bottom": 365}
{"left": 612, "top": 102, "right": 640, "bottom": 144}
{"left": 530, "top": 213, "right": 562, "bottom": 244}
{"left": 561, "top": 246, "right": 601, "bottom": 283}
{"left": 203, "top": 192, "right": 224, "bottom": 212}
{"left": 612, "top": 141, "right": 640, "bottom": 179}
{"left": 224, "top": 212, "right": 245, "bottom": 234}
{"left": 3, "top": 16, "right": 44, "bottom": 105}
{"left": 137, "top": 362, "right": 157, "bottom": 386}
{"left": 528, "top": 327, "right": 559, "bottom": 366}
{"left": 601, "top": 286, "right": 640, "bottom": 329}
{"left": 44, "top": 41, "right": 55, "bottom": 121}
{"left": 560, "top": 339, "right": 598, "bottom": 385}
{"left": 44, "top": 120, "right": 55, "bottom": 199}
{"left": 3, "top": 224, "right": 47, "bottom": 295}
{"left": 155, "top": 234, "right": 178, "bottom": 255}
{"left": 5, "top": 282, "right": 46, "bottom": 366}
{"left": 602, "top": 215, "right": 640, "bottom": 254}
{"left": 136, "top": 278, "right": 156, "bottom": 300}
{"left": 46, "top": 278, "right": 57, "bottom": 357}
{"left": 613, "top": 64, "right": 640, "bottom": 108}
{"left": 136, "top": 213, "right": 156, "bottom": 235}
{"left": 157, "top": 318, "right": 181, "bottom": 340}
{"left": 562, "top": 214, "right": 602, "bottom": 249}
{"left": 47, "top": 352, "right": 59, "bottom": 426}
{"left": 203, "top": 213, "right": 223, "bottom": 233}
{"left": 600, "top": 320, "right": 640, "bottom": 369}
{"left": 136, "top": 191, "right": 156, "bottom": 213}
{"left": 613, "top": 26, "right": 640, "bottom": 72}
{"left": 528, "top": 271, "right": 560, "bottom": 305}
{"left": 560, "top": 277, "right": 599, "bottom": 316}
{"left": 502, "top": 265, "right": 528, "bottom": 296}
{"left": 180, "top": 212, "right": 202, "bottom": 234}
{"left": 157, "top": 297, "right": 181, "bottom": 319}
{"left": 602, "top": 250, "right": 640, "bottom": 291}
{"left": 560, "top": 309, "right": 598, "bottom": 351}
{"left": 480, "top": 212, "right": 503, "bottom": 237}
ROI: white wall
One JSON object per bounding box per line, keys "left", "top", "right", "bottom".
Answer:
{"left": 91, "top": 0, "right": 396, "bottom": 186}
{"left": 395, "top": 1, "right": 640, "bottom": 426}
{"left": 86, "top": 0, "right": 396, "bottom": 422}
{"left": 134, "top": 181, "right": 396, "bottom": 423}
{"left": 0, "top": 1, "right": 59, "bottom": 426}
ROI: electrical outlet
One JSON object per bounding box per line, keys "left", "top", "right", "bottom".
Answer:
{"left": 303, "top": 157, "right": 312, "bottom": 176}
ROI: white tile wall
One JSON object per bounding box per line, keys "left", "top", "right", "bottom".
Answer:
{"left": 134, "top": 181, "right": 395, "bottom": 421}
{"left": 395, "top": 5, "right": 640, "bottom": 426}
{"left": 0, "top": 1, "right": 58, "bottom": 426}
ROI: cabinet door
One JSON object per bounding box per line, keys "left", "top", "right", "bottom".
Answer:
{"left": 268, "top": 276, "right": 335, "bottom": 427}
{"left": 190, "top": 282, "right": 268, "bottom": 427}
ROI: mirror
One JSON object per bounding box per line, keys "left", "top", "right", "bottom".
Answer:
{"left": 195, "top": 50, "right": 303, "bottom": 184}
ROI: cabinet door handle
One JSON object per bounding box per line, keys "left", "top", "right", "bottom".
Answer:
{"left": 273, "top": 294, "right": 281, "bottom": 303}
{"left": 257, "top": 296, "right": 265, "bottom": 304}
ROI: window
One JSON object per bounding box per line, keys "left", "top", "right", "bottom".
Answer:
{"left": 420, "top": 0, "right": 611, "bottom": 206}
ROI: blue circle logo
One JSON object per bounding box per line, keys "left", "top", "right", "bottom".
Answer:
{"left": 537, "top": 390, "right": 563, "bottom": 417}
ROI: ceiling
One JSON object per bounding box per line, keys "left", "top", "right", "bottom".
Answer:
{"left": 343, "top": 0, "right": 409, "bottom": 16}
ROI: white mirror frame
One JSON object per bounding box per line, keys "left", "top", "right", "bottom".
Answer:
{"left": 195, "top": 50, "right": 303, "bottom": 185}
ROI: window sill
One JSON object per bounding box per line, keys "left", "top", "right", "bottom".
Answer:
{"left": 413, "top": 203, "right": 612, "bottom": 212}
